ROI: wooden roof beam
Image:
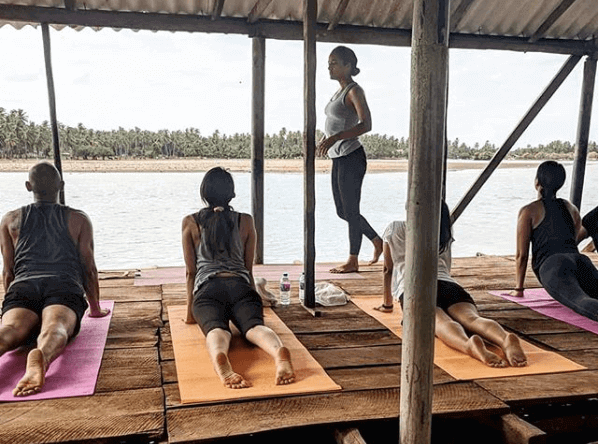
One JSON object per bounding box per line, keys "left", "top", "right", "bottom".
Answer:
{"left": 450, "top": 0, "right": 475, "bottom": 32}
{"left": 211, "top": 0, "right": 225, "bottom": 20}
{"left": 0, "top": 5, "right": 595, "bottom": 56}
{"left": 328, "top": 0, "right": 351, "bottom": 31}
{"left": 247, "top": 0, "right": 273, "bottom": 24}
{"left": 529, "top": 0, "right": 578, "bottom": 43}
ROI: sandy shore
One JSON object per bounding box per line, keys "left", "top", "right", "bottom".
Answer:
{"left": 0, "top": 158, "right": 548, "bottom": 173}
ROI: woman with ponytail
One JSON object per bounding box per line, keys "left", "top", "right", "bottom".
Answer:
{"left": 317, "top": 45, "right": 383, "bottom": 273}
{"left": 182, "top": 167, "right": 295, "bottom": 388}
{"left": 377, "top": 200, "right": 528, "bottom": 368}
{"left": 512, "top": 161, "right": 597, "bottom": 320}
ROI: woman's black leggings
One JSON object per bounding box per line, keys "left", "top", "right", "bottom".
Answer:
{"left": 538, "top": 253, "right": 598, "bottom": 321}
{"left": 331, "top": 146, "right": 379, "bottom": 256}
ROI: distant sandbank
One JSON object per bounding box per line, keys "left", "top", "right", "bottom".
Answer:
{"left": 0, "top": 158, "right": 551, "bottom": 173}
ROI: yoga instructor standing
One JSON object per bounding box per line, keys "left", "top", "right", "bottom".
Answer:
{"left": 317, "top": 46, "right": 383, "bottom": 274}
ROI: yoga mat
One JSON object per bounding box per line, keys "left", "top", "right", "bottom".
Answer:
{"left": 490, "top": 288, "right": 598, "bottom": 334}
{"left": 0, "top": 300, "right": 114, "bottom": 402}
{"left": 135, "top": 264, "right": 364, "bottom": 286}
{"left": 168, "top": 305, "right": 341, "bottom": 404}
{"left": 351, "top": 296, "right": 585, "bottom": 380}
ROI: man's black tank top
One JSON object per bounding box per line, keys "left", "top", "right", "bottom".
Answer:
{"left": 531, "top": 198, "right": 578, "bottom": 275}
{"left": 12, "top": 202, "right": 85, "bottom": 289}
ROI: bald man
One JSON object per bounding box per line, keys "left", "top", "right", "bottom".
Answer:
{"left": 0, "top": 161, "right": 109, "bottom": 396}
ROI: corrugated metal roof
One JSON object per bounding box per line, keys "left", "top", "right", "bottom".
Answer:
{"left": 0, "top": 0, "right": 596, "bottom": 44}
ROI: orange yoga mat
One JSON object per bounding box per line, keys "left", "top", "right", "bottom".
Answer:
{"left": 351, "top": 296, "right": 585, "bottom": 380}
{"left": 168, "top": 305, "right": 341, "bottom": 404}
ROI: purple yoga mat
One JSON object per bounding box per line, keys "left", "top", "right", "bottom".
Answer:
{"left": 0, "top": 300, "right": 114, "bottom": 402}
{"left": 490, "top": 289, "right": 597, "bottom": 334}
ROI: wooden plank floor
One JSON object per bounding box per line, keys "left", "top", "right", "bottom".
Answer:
{"left": 0, "top": 254, "right": 596, "bottom": 443}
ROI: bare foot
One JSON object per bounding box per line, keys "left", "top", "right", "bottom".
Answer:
{"left": 275, "top": 347, "right": 295, "bottom": 385}
{"left": 215, "top": 352, "right": 251, "bottom": 389}
{"left": 330, "top": 261, "right": 359, "bottom": 274}
{"left": 374, "top": 304, "right": 393, "bottom": 313}
{"left": 502, "top": 333, "right": 527, "bottom": 367}
{"left": 466, "top": 336, "right": 507, "bottom": 368}
{"left": 13, "top": 348, "right": 46, "bottom": 397}
{"left": 368, "top": 237, "right": 384, "bottom": 265}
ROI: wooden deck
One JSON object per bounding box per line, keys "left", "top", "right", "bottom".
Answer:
{"left": 0, "top": 254, "right": 597, "bottom": 444}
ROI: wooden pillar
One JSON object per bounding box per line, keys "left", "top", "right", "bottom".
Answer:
{"left": 451, "top": 54, "right": 581, "bottom": 224}
{"left": 251, "top": 36, "right": 266, "bottom": 264}
{"left": 41, "top": 22, "right": 65, "bottom": 204}
{"left": 570, "top": 55, "right": 596, "bottom": 209}
{"left": 401, "top": 1, "right": 450, "bottom": 444}
{"left": 303, "top": 0, "right": 317, "bottom": 309}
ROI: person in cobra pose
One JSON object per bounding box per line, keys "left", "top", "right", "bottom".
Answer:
{"left": 376, "top": 200, "right": 528, "bottom": 368}
{"left": 182, "top": 167, "right": 295, "bottom": 388}
{"left": 317, "top": 45, "right": 383, "bottom": 274}
{"left": 510, "top": 161, "right": 597, "bottom": 320}
{"left": 0, "top": 161, "right": 110, "bottom": 396}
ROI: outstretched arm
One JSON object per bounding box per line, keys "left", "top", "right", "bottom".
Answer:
{"left": 182, "top": 215, "right": 199, "bottom": 324}
{"left": 512, "top": 207, "right": 532, "bottom": 297}
{"left": 73, "top": 211, "right": 109, "bottom": 317}
{"left": 242, "top": 214, "right": 257, "bottom": 290}
{"left": 0, "top": 211, "right": 17, "bottom": 292}
{"left": 375, "top": 243, "right": 394, "bottom": 312}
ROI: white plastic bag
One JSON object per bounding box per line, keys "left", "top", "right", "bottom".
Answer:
{"left": 314, "top": 282, "right": 349, "bottom": 306}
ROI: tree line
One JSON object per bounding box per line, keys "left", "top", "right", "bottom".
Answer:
{"left": 1, "top": 108, "right": 596, "bottom": 161}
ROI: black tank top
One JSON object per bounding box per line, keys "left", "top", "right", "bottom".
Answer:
{"left": 12, "top": 203, "right": 85, "bottom": 289}
{"left": 531, "top": 198, "right": 578, "bottom": 275}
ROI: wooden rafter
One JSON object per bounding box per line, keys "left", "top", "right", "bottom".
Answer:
{"left": 327, "top": 0, "right": 351, "bottom": 31}
{"left": 247, "top": 0, "right": 273, "bottom": 24}
{"left": 0, "top": 5, "right": 595, "bottom": 56}
{"left": 450, "top": 0, "right": 475, "bottom": 32}
{"left": 529, "top": 0, "right": 578, "bottom": 43}
{"left": 211, "top": 0, "right": 225, "bottom": 20}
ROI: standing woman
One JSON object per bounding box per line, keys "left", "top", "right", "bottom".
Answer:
{"left": 182, "top": 167, "right": 295, "bottom": 388}
{"left": 511, "top": 161, "right": 598, "bottom": 320}
{"left": 317, "top": 46, "right": 383, "bottom": 274}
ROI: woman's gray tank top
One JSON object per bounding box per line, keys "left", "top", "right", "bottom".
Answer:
{"left": 12, "top": 202, "right": 84, "bottom": 289}
{"left": 324, "top": 81, "right": 362, "bottom": 159}
{"left": 193, "top": 211, "right": 251, "bottom": 293}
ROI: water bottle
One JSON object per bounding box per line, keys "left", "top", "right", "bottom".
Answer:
{"left": 279, "top": 272, "right": 291, "bottom": 305}
{"left": 299, "top": 272, "right": 306, "bottom": 304}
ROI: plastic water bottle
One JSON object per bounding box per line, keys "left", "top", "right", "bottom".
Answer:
{"left": 299, "top": 272, "right": 306, "bottom": 304}
{"left": 279, "top": 272, "right": 291, "bottom": 305}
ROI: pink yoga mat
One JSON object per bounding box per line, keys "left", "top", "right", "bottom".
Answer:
{"left": 134, "top": 264, "right": 364, "bottom": 286}
{"left": 0, "top": 300, "right": 114, "bottom": 402}
{"left": 490, "top": 289, "right": 597, "bottom": 334}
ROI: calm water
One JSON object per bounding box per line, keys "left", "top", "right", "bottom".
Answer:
{"left": 0, "top": 162, "right": 596, "bottom": 270}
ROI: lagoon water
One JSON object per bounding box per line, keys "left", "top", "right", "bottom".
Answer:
{"left": 0, "top": 162, "right": 596, "bottom": 271}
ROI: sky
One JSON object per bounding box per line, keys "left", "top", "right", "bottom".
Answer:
{"left": 1, "top": 25, "right": 598, "bottom": 148}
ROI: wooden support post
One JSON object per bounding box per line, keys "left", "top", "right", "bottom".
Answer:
{"left": 570, "top": 55, "right": 596, "bottom": 209}
{"left": 41, "top": 22, "right": 65, "bottom": 204}
{"left": 334, "top": 427, "right": 368, "bottom": 444}
{"left": 500, "top": 414, "right": 547, "bottom": 444}
{"left": 302, "top": 0, "right": 317, "bottom": 312}
{"left": 251, "top": 36, "right": 266, "bottom": 264}
{"left": 451, "top": 54, "right": 582, "bottom": 224}
{"left": 401, "top": 1, "right": 450, "bottom": 444}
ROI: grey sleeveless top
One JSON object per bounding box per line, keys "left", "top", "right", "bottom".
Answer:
{"left": 324, "top": 81, "right": 362, "bottom": 158}
{"left": 193, "top": 211, "right": 251, "bottom": 293}
{"left": 12, "top": 203, "right": 85, "bottom": 289}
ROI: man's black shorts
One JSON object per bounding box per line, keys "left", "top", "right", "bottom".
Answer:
{"left": 2, "top": 277, "right": 88, "bottom": 336}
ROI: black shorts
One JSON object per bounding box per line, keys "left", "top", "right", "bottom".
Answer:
{"left": 399, "top": 279, "right": 475, "bottom": 312}
{"left": 193, "top": 276, "right": 264, "bottom": 336}
{"left": 2, "top": 277, "right": 88, "bottom": 336}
